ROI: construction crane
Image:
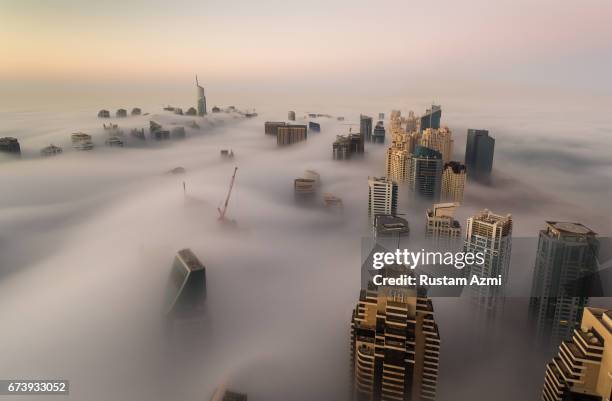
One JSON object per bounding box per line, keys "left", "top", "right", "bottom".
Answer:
{"left": 218, "top": 166, "right": 238, "bottom": 221}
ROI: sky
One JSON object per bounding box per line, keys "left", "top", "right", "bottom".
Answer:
{"left": 2, "top": 0, "right": 612, "bottom": 99}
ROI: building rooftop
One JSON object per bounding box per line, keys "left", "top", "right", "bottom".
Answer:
{"left": 547, "top": 221, "right": 596, "bottom": 236}
{"left": 444, "top": 161, "right": 466, "bottom": 174}
{"left": 177, "top": 248, "right": 205, "bottom": 272}
{"left": 413, "top": 145, "right": 442, "bottom": 159}
{"left": 375, "top": 214, "right": 410, "bottom": 236}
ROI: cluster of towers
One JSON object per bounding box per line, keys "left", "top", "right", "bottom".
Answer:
{"left": 359, "top": 105, "right": 607, "bottom": 401}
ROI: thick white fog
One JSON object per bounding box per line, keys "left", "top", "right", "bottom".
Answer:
{"left": 0, "top": 94, "right": 611, "bottom": 401}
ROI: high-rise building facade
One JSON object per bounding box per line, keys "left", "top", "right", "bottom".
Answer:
{"left": 333, "top": 133, "right": 364, "bottom": 160}
{"left": 361, "top": 115, "right": 373, "bottom": 142}
{"left": 277, "top": 125, "right": 307, "bottom": 146}
{"left": 441, "top": 162, "right": 466, "bottom": 203}
{"left": 372, "top": 121, "right": 386, "bottom": 144}
{"left": 351, "top": 287, "right": 440, "bottom": 401}
{"left": 288, "top": 110, "right": 296, "bottom": 121}
{"left": 407, "top": 146, "right": 443, "bottom": 202}
{"left": 464, "top": 209, "right": 512, "bottom": 316}
{"left": 368, "top": 177, "right": 398, "bottom": 223}
{"left": 529, "top": 222, "right": 599, "bottom": 350}
{"left": 419, "top": 105, "right": 441, "bottom": 133}
{"left": 465, "top": 129, "right": 494, "bottom": 179}
{"left": 196, "top": 75, "right": 207, "bottom": 116}
{"left": 405, "top": 111, "right": 418, "bottom": 133}
{"left": 264, "top": 121, "right": 286, "bottom": 135}
{"left": 419, "top": 127, "right": 453, "bottom": 164}
{"left": 541, "top": 307, "right": 612, "bottom": 401}
{"left": 426, "top": 203, "right": 461, "bottom": 241}
{"left": 385, "top": 148, "right": 410, "bottom": 183}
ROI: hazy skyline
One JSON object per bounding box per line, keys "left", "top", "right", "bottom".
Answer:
{"left": 2, "top": 0, "right": 612, "bottom": 98}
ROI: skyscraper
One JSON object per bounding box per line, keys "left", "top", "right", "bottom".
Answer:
{"left": 165, "top": 248, "right": 207, "bottom": 316}
{"left": 419, "top": 105, "right": 441, "bottom": 133}
{"left": 407, "top": 146, "right": 443, "bottom": 202}
{"left": 441, "top": 162, "right": 466, "bottom": 203}
{"left": 464, "top": 129, "right": 494, "bottom": 179}
{"left": 372, "top": 121, "right": 386, "bottom": 144}
{"left": 529, "top": 222, "right": 599, "bottom": 350}
{"left": 333, "top": 132, "right": 364, "bottom": 159}
{"left": 541, "top": 307, "right": 611, "bottom": 401}
{"left": 368, "top": 177, "right": 398, "bottom": 224}
{"left": 419, "top": 127, "right": 453, "bottom": 164}
{"left": 426, "top": 202, "right": 461, "bottom": 241}
{"left": 464, "top": 209, "right": 512, "bottom": 318}
{"left": 196, "top": 75, "right": 207, "bottom": 116}
{"left": 361, "top": 115, "right": 373, "bottom": 142}
{"left": 350, "top": 287, "right": 440, "bottom": 401}
{"left": 264, "top": 121, "right": 286, "bottom": 135}
{"left": 288, "top": 110, "right": 296, "bottom": 121}
{"left": 385, "top": 147, "right": 410, "bottom": 183}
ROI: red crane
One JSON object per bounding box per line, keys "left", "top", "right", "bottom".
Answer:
{"left": 218, "top": 166, "right": 238, "bottom": 221}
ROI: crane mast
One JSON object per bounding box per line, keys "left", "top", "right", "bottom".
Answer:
{"left": 218, "top": 166, "right": 238, "bottom": 220}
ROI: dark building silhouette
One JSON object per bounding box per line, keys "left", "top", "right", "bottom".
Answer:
{"left": 372, "top": 121, "right": 385, "bottom": 144}
{"left": 0, "top": 137, "right": 21, "bottom": 155}
{"left": 97, "top": 109, "right": 110, "bottom": 118}
{"left": 196, "top": 75, "right": 207, "bottom": 116}
{"left": 465, "top": 129, "right": 495, "bottom": 179}
{"left": 333, "top": 133, "right": 363, "bottom": 160}
{"left": 209, "top": 388, "right": 247, "bottom": 401}
{"left": 529, "top": 222, "right": 599, "bottom": 351}
{"left": 419, "top": 105, "right": 441, "bottom": 132}
{"left": 165, "top": 249, "right": 207, "bottom": 316}
{"left": 308, "top": 121, "right": 321, "bottom": 132}
{"left": 360, "top": 115, "right": 373, "bottom": 142}
{"left": 264, "top": 121, "right": 286, "bottom": 135}
{"left": 116, "top": 108, "right": 127, "bottom": 118}
{"left": 408, "top": 146, "right": 443, "bottom": 201}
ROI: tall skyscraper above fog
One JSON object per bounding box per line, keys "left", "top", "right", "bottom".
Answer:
{"left": 351, "top": 287, "right": 440, "bottom": 401}
{"left": 196, "top": 75, "right": 207, "bottom": 116}
{"left": 386, "top": 147, "right": 410, "bottom": 183}
{"left": 541, "top": 307, "right": 611, "bottom": 401}
{"left": 529, "top": 222, "right": 599, "bottom": 351}
{"left": 368, "top": 177, "right": 398, "bottom": 224}
{"left": 441, "top": 162, "right": 466, "bottom": 203}
{"left": 465, "top": 129, "right": 495, "bottom": 179}
{"left": 464, "top": 209, "right": 512, "bottom": 318}
{"left": 288, "top": 110, "right": 296, "bottom": 121}
{"left": 419, "top": 105, "right": 441, "bottom": 133}
{"left": 361, "top": 115, "right": 373, "bottom": 142}
{"left": 407, "top": 146, "right": 443, "bottom": 202}
{"left": 372, "top": 121, "right": 386, "bottom": 144}
{"left": 419, "top": 127, "right": 453, "bottom": 163}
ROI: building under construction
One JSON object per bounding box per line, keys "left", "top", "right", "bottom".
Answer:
{"left": 332, "top": 133, "right": 364, "bottom": 160}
